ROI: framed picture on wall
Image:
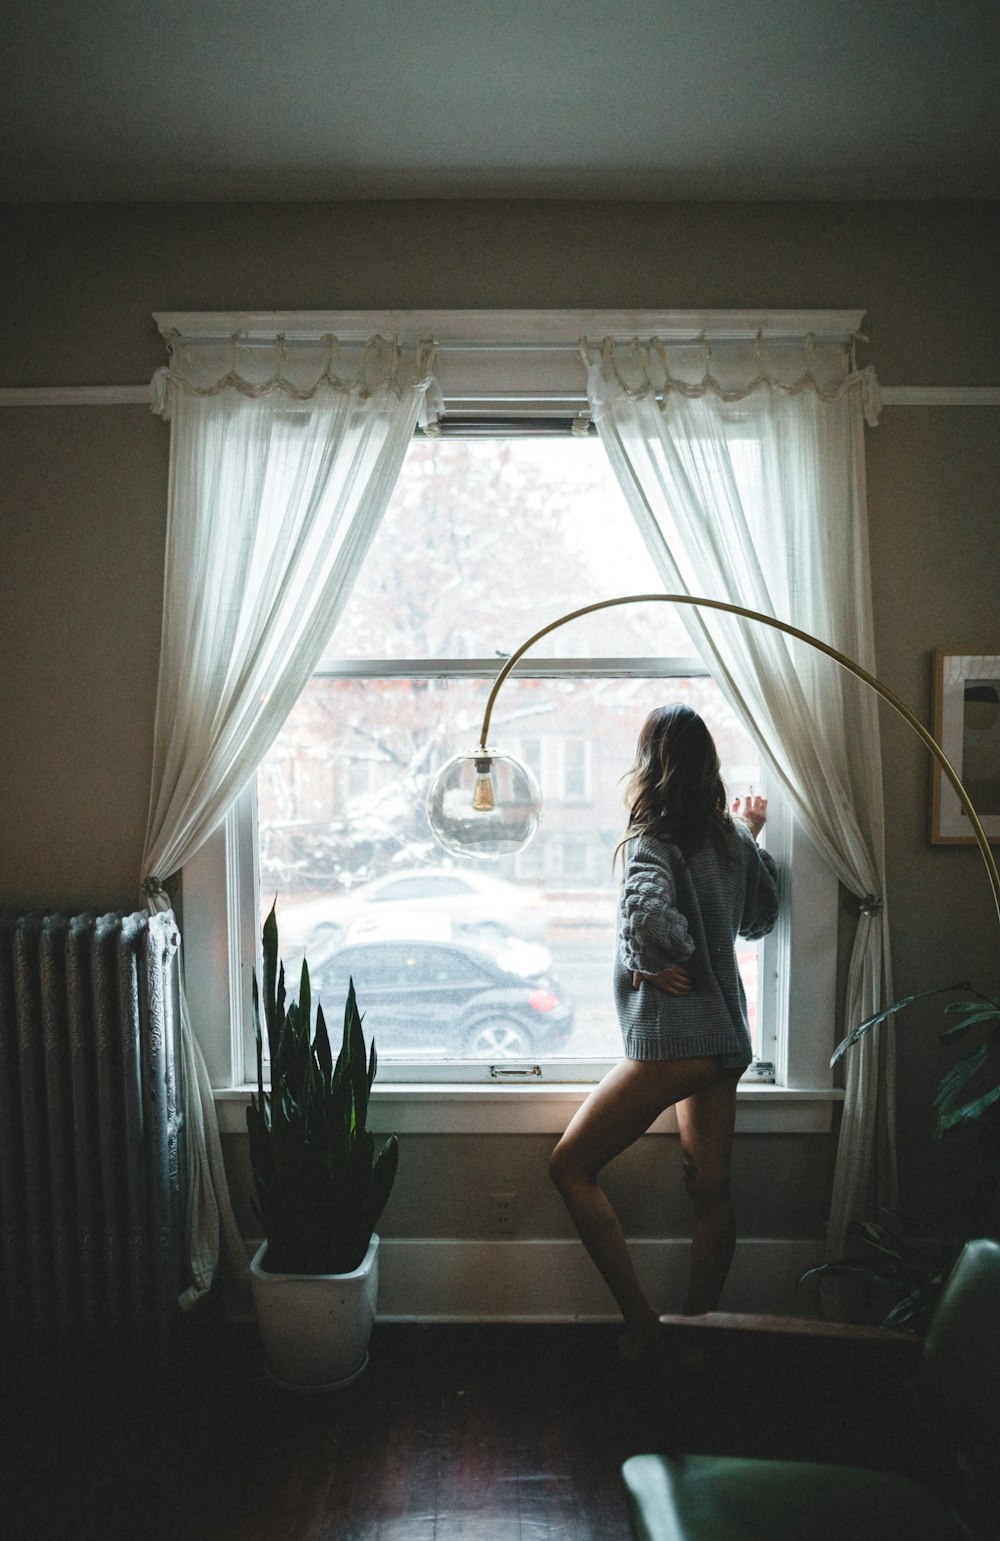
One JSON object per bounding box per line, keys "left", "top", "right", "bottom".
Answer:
{"left": 931, "top": 652, "right": 1000, "bottom": 844}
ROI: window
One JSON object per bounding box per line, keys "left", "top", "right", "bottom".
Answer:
{"left": 181, "top": 312, "right": 838, "bottom": 1115}
{"left": 246, "top": 432, "right": 796, "bottom": 1083}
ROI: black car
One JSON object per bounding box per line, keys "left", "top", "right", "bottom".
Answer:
{"left": 309, "top": 926, "right": 574, "bottom": 1060}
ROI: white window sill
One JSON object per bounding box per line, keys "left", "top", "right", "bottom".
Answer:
{"left": 215, "top": 1082, "right": 842, "bottom": 1136}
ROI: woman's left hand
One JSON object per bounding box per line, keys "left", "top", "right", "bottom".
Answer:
{"left": 632, "top": 963, "right": 693, "bottom": 995}
{"left": 733, "top": 793, "right": 767, "bottom": 838}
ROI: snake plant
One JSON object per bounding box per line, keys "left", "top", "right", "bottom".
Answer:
{"left": 247, "top": 903, "right": 399, "bottom": 1275}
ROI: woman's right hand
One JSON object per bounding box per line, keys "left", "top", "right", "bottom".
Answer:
{"left": 632, "top": 963, "right": 693, "bottom": 995}
{"left": 733, "top": 793, "right": 767, "bottom": 839}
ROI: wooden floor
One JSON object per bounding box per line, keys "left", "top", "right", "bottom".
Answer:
{"left": 1, "top": 1314, "right": 926, "bottom": 1541}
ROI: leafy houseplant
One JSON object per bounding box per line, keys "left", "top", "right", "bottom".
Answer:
{"left": 246, "top": 905, "right": 398, "bottom": 1388}
{"left": 834, "top": 985, "right": 1000, "bottom": 1147}
{"left": 802, "top": 985, "right": 1000, "bottom": 1328}
{"left": 840, "top": 984, "right": 1000, "bottom": 1253}
{"left": 800, "top": 1213, "right": 957, "bottom": 1333}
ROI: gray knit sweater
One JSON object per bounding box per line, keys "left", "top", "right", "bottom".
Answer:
{"left": 615, "top": 821, "right": 779, "bottom": 1069}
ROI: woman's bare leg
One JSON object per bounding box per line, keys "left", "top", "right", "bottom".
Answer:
{"left": 550, "top": 1055, "right": 723, "bottom": 1359}
{"left": 675, "top": 1073, "right": 740, "bottom": 1314}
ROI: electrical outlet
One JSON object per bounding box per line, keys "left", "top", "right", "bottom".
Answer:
{"left": 489, "top": 1191, "right": 517, "bottom": 1235}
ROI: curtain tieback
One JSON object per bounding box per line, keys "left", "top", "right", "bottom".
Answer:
{"left": 859, "top": 894, "right": 883, "bottom": 916}
{"left": 141, "top": 875, "right": 168, "bottom": 900}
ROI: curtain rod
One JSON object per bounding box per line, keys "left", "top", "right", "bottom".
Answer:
{"left": 2, "top": 385, "right": 999, "bottom": 408}
{"left": 156, "top": 337, "right": 860, "bottom": 354}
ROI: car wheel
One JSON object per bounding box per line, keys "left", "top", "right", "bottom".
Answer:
{"left": 474, "top": 921, "right": 509, "bottom": 944}
{"left": 464, "top": 1017, "right": 534, "bottom": 1059}
{"left": 309, "top": 921, "right": 343, "bottom": 954}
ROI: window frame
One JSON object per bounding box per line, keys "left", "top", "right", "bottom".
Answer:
{"left": 175, "top": 306, "right": 856, "bottom": 1132}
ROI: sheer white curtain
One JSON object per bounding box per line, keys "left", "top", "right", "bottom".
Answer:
{"left": 586, "top": 334, "right": 897, "bottom": 1259}
{"left": 143, "top": 332, "right": 435, "bottom": 1305}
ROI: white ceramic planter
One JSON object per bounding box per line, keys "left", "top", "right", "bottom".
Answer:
{"left": 250, "top": 1235, "right": 379, "bottom": 1391}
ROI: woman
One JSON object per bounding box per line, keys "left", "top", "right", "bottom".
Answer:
{"left": 549, "top": 704, "right": 778, "bottom": 1361}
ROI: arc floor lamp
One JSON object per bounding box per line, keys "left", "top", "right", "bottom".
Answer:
{"left": 426, "top": 593, "right": 1000, "bottom": 933}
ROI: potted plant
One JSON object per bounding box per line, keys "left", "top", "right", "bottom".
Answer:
{"left": 802, "top": 984, "right": 1000, "bottom": 1327}
{"left": 836, "top": 983, "right": 1000, "bottom": 1125}
{"left": 246, "top": 903, "right": 399, "bottom": 1390}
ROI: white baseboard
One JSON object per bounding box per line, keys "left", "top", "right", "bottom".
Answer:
{"left": 377, "top": 1237, "right": 825, "bottom": 1320}
{"left": 236, "top": 1236, "right": 826, "bottom": 1322}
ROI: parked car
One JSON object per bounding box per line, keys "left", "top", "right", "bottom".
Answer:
{"left": 308, "top": 915, "right": 573, "bottom": 1060}
{"left": 278, "top": 866, "right": 548, "bottom": 959}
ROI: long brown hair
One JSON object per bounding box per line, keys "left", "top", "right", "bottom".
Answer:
{"left": 615, "top": 704, "right": 731, "bottom": 866}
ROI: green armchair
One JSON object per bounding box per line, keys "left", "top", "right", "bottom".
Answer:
{"left": 622, "top": 1238, "right": 1000, "bottom": 1541}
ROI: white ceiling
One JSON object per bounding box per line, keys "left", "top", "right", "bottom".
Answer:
{"left": 2, "top": 0, "right": 998, "bottom": 202}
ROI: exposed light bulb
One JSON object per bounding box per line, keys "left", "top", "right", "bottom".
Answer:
{"left": 427, "top": 748, "right": 541, "bottom": 859}
{"left": 471, "top": 757, "right": 497, "bottom": 812}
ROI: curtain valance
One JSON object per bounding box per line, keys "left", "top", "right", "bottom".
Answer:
{"left": 150, "top": 331, "right": 437, "bottom": 418}
{"left": 150, "top": 309, "right": 869, "bottom": 423}
{"left": 583, "top": 334, "right": 881, "bottom": 427}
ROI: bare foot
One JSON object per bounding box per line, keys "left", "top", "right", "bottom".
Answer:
{"left": 616, "top": 1313, "right": 660, "bottom": 1364}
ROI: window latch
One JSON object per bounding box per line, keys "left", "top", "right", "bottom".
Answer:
{"left": 490, "top": 1064, "right": 542, "bottom": 1079}
{"left": 748, "top": 1060, "right": 775, "bottom": 1082}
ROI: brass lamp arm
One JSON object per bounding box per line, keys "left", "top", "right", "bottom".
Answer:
{"left": 478, "top": 592, "right": 1000, "bottom": 931}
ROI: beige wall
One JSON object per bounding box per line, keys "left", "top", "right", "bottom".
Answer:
{"left": 1, "top": 201, "right": 997, "bottom": 1263}
{"left": 0, "top": 406, "right": 167, "bottom": 911}
{"left": 865, "top": 406, "right": 999, "bottom": 1221}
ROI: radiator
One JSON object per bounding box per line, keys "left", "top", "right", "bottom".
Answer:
{"left": 0, "top": 910, "right": 182, "bottom": 1344}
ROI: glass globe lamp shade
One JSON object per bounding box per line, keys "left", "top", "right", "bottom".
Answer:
{"left": 427, "top": 749, "right": 542, "bottom": 859}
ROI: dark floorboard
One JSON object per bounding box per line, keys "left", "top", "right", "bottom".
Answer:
{"left": 1, "top": 1314, "right": 929, "bottom": 1541}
